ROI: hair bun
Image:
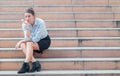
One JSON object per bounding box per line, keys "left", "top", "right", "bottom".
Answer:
{"left": 29, "top": 7, "right": 34, "bottom": 10}
{"left": 25, "top": 7, "right": 35, "bottom": 16}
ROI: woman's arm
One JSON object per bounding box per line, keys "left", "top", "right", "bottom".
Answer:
{"left": 15, "top": 39, "right": 33, "bottom": 50}
{"left": 15, "top": 19, "right": 32, "bottom": 50}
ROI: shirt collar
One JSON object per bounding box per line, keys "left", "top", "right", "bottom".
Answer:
{"left": 34, "top": 18, "right": 37, "bottom": 26}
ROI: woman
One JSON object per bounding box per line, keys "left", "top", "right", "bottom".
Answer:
{"left": 15, "top": 7, "right": 51, "bottom": 73}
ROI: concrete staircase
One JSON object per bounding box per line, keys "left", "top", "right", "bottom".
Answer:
{"left": 0, "top": 0, "right": 120, "bottom": 76}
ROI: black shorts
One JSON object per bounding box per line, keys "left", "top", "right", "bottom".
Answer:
{"left": 34, "top": 35, "right": 51, "bottom": 54}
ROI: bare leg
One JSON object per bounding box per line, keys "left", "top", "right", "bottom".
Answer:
{"left": 21, "top": 42, "right": 36, "bottom": 62}
{"left": 20, "top": 43, "right": 26, "bottom": 54}
{"left": 17, "top": 43, "right": 30, "bottom": 73}
{"left": 25, "top": 42, "right": 35, "bottom": 62}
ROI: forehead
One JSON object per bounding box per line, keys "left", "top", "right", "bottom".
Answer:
{"left": 24, "top": 13, "right": 33, "bottom": 16}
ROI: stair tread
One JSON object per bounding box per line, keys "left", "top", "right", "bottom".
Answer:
{"left": 1, "top": 12, "right": 120, "bottom": 14}
{"left": 1, "top": 28, "right": 120, "bottom": 30}
{"left": 0, "top": 19, "right": 119, "bottom": 22}
{"left": 1, "top": 37, "right": 120, "bottom": 40}
{"left": 0, "top": 70, "right": 120, "bottom": 75}
{"left": 1, "top": 47, "right": 120, "bottom": 50}
{"left": 0, "top": 5, "right": 120, "bottom": 7}
{"left": 1, "top": 58, "right": 120, "bottom": 62}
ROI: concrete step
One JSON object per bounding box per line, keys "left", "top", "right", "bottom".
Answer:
{"left": 0, "top": 59, "right": 82, "bottom": 70}
{"left": 1, "top": 58, "right": 120, "bottom": 62}
{"left": 48, "top": 47, "right": 120, "bottom": 50}
{"left": 0, "top": 0, "right": 72, "bottom": 5}
{"left": 0, "top": 4, "right": 120, "bottom": 7}
{"left": 0, "top": 0, "right": 33, "bottom": 5}
{"left": 1, "top": 47, "right": 120, "bottom": 50}
{"left": 1, "top": 39, "right": 120, "bottom": 48}
{"left": 0, "top": 28, "right": 120, "bottom": 37}
{"left": 0, "top": 19, "right": 120, "bottom": 22}
{"left": 0, "top": 49, "right": 81, "bottom": 58}
{"left": 72, "top": 0, "right": 120, "bottom": 5}
{"left": 72, "top": 6, "right": 120, "bottom": 12}
{"left": 75, "top": 13, "right": 113, "bottom": 20}
{"left": 1, "top": 70, "right": 120, "bottom": 76}
{"left": 0, "top": 37, "right": 120, "bottom": 48}
{"left": 82, "top": 50, "right": 120, "bottom": 58}
{"left": 0, "top": 30, "right": 77, "bottom": 37}
{"left": 78, "top": 30, "right": 119, "bottom": 37}
{"left": 78, "top": 40, "right": 120, "bottom": 47}
{"left": 1, "top": 11, "right": 120, "bottom": 14}
{"left": 0, "top": 21, "right": 76, "bottom": 28}
{"left": 0, "top": 21, "right": 116, "bottom": 29}
{"left": 73, "top": 6, "right": 111, "bottom": 12}
{"left": 0, "top": 5, "right": 117, "bottom": 12}
{"left": 0, "top": 19, "right": 119, "bottom": 22}
{"left": 76, "top": 22, "right": 116, "bottom": 28}
{"left": 0, "top": 13, "right": 74, "bottom": 20}
{"left": 0, "top": 30, "right": 119, "bottom": 37}
{"left": 109, "top": 0, "right": 120, "bottom": 5}
{"left": 0, "top": 21, "right": 116, "bottom": 28}
{"left": 72, "top": 0, "right": 109, "bottom": 5}
{"left": 47, "top": 28, "right": 120, "bottom": 31}
{"left": 0, "top": 5, "right": 118, "bottom": 12}
{"left": 0, "top": 6, "right": 73, "bottom": 12}
{"left": 1, "top": 47, "right": 120, "bottom": 58}
{"left": 1, "top": 12, "right": 120, "bottom": 20}
{"left": 0, "top": 39, "right": 78, "bottom": 47}
{"left": 0, "top": 27, "right": 120, "bottom": 31}
{"left": 112, "top": 7, "right": 120, "bottom": 12}
{"left": 34, "top": 0, "right": 72, "bottom": 5}
{"left": 1, "top": 37, "right": 120, "bottom": 40}
{"left": 1, "top": 49, "right": 120, "bottom": 58}
{"left": 1, "top": 28, "right": 120, "bottom": 31}
{"left": 0, "top": 58, "right": 120, "bottom": 70}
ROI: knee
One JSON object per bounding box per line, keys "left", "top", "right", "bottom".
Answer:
{"left": 26, "top": 42, "right": 33, "bottom": 47}
{"left": 20, "top": 43, "right": 26, "bottom": 49}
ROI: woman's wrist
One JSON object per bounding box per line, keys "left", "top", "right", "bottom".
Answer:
{"left": 26, "top": 26, "right": 30, "bottom": 30}
{"left": 25, "top": 24, "right": 30, "bottom": 30}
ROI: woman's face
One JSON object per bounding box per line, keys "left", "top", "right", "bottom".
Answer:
{"left": 24, "top": 13, "right": 35, "bottom": 25}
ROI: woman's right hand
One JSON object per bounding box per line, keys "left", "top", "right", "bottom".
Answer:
{"left": 21, "top": 19, "right": 30, "bottom": 25}
{"left": 15, "top": 41, "right": 21, "bottom": 50}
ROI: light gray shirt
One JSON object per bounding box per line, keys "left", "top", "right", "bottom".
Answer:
{"left": 22, "top": 18, "right": 48, "bottom": 43}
